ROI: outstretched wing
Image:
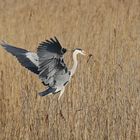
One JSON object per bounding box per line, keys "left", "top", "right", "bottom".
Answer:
{"left": 37, "top": 37, "right": 70, "bottom": 88}
{"left": 0, "top": 41, "right": 39, "bottom": 74}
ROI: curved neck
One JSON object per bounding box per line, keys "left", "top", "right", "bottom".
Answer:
{"left": 70, "top": 52, "right": 78, "bottom": 76}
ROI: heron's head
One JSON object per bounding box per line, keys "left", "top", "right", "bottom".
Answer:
{"left": 73, "top": 48, "right": 86, "bottom": 55}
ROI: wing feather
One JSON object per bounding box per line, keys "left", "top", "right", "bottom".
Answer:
{"left": 37, "top": 37, "right": 70, "bottom": 88}
{"left": 0, "top": 42, "right": 39, "bottom": 74}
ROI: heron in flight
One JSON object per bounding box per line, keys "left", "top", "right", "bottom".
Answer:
{"left": 0, "top": 37, "right": 86, "bottom": 99}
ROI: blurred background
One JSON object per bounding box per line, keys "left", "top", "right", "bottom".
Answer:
{"left": 0, "top": 0, "right": 140, "bottom": 139}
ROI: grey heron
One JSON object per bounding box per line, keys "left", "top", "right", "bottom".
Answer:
{"left": 0, "top": 37, "right": 86, "bottom": 99}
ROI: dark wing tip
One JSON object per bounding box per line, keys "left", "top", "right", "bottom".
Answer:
{"left": 0, "top": 40, "right": 8, "bottom": 47}
{"left": 53, "top": 37, "right": 67, "bottom": 54}
{"left": 38, "top": 37, "right": 67, "bottom": 55}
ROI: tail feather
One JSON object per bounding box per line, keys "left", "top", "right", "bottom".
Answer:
{"left": 38, "top": 87, "right": 56, "bottom": 96}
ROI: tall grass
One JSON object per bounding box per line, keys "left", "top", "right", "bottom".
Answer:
{"left": 0, "top": 0, "right": 140, "bottom": 139}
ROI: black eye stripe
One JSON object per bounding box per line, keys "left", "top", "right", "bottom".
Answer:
{"left": 73, "top": 48, "right": 82, "bottom": 51}
{"left": 76, "top": 48, "right": 82, "bottom": 51}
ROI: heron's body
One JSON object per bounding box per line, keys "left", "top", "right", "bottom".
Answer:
{"left": 0, "top": 37, "right": 85, "bottom": 99}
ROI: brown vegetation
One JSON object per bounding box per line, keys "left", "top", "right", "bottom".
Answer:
{"left": 0, "top": 0, "right": 140, "bottom": 139}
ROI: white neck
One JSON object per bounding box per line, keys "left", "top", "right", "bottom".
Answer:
{"left": 70, "top": 52, "right": 78, "bottom": 76}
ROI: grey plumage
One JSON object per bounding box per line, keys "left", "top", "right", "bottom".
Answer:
{"left": 0, "top": 42, "right": 39, "bottom": 74}
{"left": 37, "top": 37, "right": 70, "bottom": 94}
{"left": 0, "top": 37, "right": 86, "bottom": 99}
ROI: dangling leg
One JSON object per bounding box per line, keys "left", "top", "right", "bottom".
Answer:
{"left": 58, "top": 87, "right": 65, "bottom": 100}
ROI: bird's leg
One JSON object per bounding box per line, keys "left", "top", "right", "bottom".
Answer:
{"left": 58, "top": 87, "right": 65, "bottom": 100}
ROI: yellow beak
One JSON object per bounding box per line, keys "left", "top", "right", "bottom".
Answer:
{"left": 82, "top": 50, "right": 87, "bottom": 55}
